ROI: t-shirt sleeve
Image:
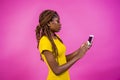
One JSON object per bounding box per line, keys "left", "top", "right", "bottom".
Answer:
{"left": 39, "top": 36, "right": 52, "bottom": 54}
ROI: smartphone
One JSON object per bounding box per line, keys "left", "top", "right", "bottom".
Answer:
{"left": 87, "top": 35, "right": 94, "bottom": 45}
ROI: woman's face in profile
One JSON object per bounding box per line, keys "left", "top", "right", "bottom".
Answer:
{"left": 48, "top": 17, "right": 61, "bottom": 32}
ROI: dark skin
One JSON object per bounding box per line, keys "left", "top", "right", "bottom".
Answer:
{"left": 42, "top": 17, "right": 92, "bottom": 75}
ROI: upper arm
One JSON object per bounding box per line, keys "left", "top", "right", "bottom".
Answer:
{"left": 42, "top": 50, "right": 59, "bottom": 74}
{"left": 39, "top": 36, "right": 58, "bottom": 73}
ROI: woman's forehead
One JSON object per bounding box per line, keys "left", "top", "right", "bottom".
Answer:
{"left": 52, "top": 17, "right": 59, "bottom": 21}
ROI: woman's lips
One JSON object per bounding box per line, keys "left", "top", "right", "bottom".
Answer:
{"left": 58, "top": 27, "right": 61, "bottom": 30}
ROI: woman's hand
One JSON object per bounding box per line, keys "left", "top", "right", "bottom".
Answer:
{"left": 77, "top": 41, "right": 92, "bottom": 59}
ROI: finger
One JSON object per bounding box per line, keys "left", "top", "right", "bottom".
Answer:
{"left": 88, "top": 44, "right": 92, "bottom": 49}
{"left": 80, "top": 43, "right": 85, "bottom": 48}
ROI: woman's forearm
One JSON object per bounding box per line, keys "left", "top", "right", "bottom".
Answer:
{"left": 56, "top": 53, "right": 80, "bottom": 75}
{"left": 66, "top": 44, "right": 88, "bottom": 62}
{"left": 66, "top": 49, "right": 78, "bottom": 62}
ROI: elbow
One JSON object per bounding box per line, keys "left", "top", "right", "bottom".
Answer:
{"left": 54, "top": 72, "right": 61, "bottom": 75}
{"left": 52, "top": 67, "right": 62, "bottom": 75}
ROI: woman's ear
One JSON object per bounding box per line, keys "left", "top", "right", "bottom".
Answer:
{"left": 47, "top": 22, "right": 51, "bottom": 27}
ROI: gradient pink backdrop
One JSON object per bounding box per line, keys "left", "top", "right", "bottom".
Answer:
{"left": 0, "top": 0, "right": 120, "bottom": 80}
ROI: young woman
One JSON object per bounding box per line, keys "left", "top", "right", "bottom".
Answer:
{"left": 35, "top": 9, "right": 92, "bottom": 80}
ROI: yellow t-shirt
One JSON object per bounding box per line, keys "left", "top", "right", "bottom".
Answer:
{"left": 39, "top": 35, "right": 70, "bottom": 80}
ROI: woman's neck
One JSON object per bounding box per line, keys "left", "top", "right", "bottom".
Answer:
{"left": 50, "top": 32, "right": 57, "bottom": 39}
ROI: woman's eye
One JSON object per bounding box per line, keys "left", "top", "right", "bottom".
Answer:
{"left": 57, "top": 21, "right": 59, "bottom": 23}
{"left": 54, "top": 21, "right": 58, "bottom": 24}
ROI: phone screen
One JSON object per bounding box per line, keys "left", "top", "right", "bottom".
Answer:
{"left": 88, "top": 36, "right": 93, "bottom": 43}
{"left": 88, "top": 35, "right": 94, "bottom": 43}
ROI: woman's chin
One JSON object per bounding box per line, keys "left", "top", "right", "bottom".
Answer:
{"left": 57, "top": 29, "right": 61, "bottom": 32}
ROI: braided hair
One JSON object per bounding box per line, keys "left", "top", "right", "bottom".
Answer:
{"left": 35, "top": 9, "right": 63, "bottom": 60}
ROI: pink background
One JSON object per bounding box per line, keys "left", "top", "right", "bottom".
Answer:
{"left": 0, "top": 0, "right": 120, "bottom": 80}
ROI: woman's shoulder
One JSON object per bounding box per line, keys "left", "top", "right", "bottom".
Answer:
{"left": 40, "top": 36, "right": 49, "bottom": 41}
